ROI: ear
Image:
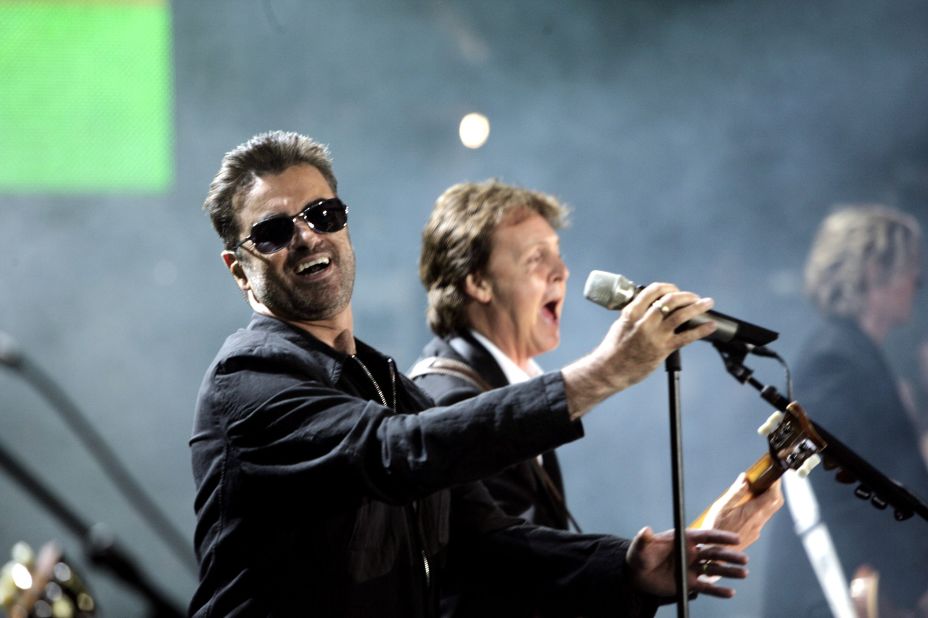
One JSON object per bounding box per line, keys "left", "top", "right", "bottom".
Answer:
{"left": 222, "top": 250, "right": 251, "bottom": 293}
{"left": 464, "top": 272, "right": 492, "bottom": 304}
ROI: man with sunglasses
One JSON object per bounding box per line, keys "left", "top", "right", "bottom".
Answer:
{"left": 190, "top": 130, "right": 752, "bottom": 617}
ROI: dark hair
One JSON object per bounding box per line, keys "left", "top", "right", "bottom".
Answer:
{"left": 203, "top": 131, "right": 338, "bottom": 249}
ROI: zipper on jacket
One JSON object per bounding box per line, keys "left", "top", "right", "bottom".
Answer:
{"left": 411, "top": 500, "right": 431, "bottom": 590}
{"left": 421, "top": 548, "right": 431, "bottom": 588}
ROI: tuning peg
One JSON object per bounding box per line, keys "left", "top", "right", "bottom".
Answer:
{"left": 835, "top": 468, "right": 857, "bottom": 484}
{"left": 757, "top": 411, "right": 784, "bottom": 437}
{"left": 855, "top": 485, "right": 873, "bottom": 500}
{"left": 796, "top": 453, "right": 822, "bottom": 478}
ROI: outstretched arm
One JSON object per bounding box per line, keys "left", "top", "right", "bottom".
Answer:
{"left": 562, "top": 283, "right": 716, "bottom": 420}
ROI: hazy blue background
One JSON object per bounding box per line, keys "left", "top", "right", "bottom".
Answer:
{"left": 2, "top": 1, "right": 927, "bottom": 615}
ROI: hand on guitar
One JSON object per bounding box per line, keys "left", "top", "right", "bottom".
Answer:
{"left": 690, "top": 400, "right": 818, "bottom": 553}
{"left": 694, "top": 473, "right": 784, "bottom": 553}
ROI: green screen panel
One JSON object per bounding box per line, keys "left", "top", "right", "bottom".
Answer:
{"left": 0, "top": 0, "right": 173, "bottom": 192}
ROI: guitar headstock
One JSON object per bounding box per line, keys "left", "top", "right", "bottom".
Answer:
{"left": 689, "top": 400, "right": 820, "bottom": 531}
{"left": 746, "top": 401, "right": 828, "bottom": 495}
{"left": 711, "top": 341, "right": 928, "bottom": 522}
{"left": 0, "top": 541, "right": 96, "bottom": 618}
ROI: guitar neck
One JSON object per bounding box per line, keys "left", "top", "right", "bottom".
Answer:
{"left": 744, "top": 452, "right": 785, "bottom": 495}
{"left": 692, "top": 401, "right": 827, "bottom": 530}
{"left": 691, "top": 448, "right": 792, "bottom": 530}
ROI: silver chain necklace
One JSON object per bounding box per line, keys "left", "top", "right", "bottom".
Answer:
{"left": 350, "top": 354, "right": 396, "bottom": 409}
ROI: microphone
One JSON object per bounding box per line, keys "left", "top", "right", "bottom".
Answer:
{"left": 583, "top": 270, "right": 779, "bottom": 348}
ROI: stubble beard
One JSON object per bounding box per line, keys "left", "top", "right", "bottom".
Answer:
{"left": 250, "top": 249, "right": 356, "bottom": 323}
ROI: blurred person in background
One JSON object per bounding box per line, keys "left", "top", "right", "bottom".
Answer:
{"left": 898, "top": 339, "right": 928, "bottom": 467}
{"left": 765, "top": 204, "right": 928, "bottom": 617}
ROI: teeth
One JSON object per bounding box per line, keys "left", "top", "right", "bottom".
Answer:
{"left": 296, "top": 257, "right": 331, "bottom": 274}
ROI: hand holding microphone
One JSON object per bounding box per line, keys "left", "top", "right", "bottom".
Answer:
{"left": 561, "top": 278, "right": 718, "bottom": 419}
{"left": 560, "top": 270, "right": 778, "bottom": 420}
{"left": 583, "top": 270, "right": 779, "bottom": 348}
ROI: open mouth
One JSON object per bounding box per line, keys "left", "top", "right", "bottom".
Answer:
{"left": 541, "top": 300, "right": 559, "bottom": 323}
{"left": 295, "top": 256, "right": 332, "bottom": 276}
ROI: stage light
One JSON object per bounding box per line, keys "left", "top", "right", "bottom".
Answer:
{"left": 11, "top": 563, "right": 33, "bottom": 590}
{"left": 459, "top": 112, "right": 490, "bottom": 149}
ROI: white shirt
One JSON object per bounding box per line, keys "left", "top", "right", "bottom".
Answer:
{"left": 469, "top": 329, "right": 543, "bottom": 384}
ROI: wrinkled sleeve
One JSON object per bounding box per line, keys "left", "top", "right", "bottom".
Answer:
{"left": 197, "top": 350, "right": 582, "bottom": 506}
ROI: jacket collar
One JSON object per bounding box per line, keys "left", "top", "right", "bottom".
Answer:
{"left": 446, "top": 330, "right": 511, "bottom": 390}
{"left": 246, "top": 313, "right": 388, "bottom": 387}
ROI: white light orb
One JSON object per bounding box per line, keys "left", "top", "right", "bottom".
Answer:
{"left": 459, "top": 112, "right": 490, "bottom": 149}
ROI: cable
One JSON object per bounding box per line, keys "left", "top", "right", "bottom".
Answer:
{"left": 763, "top": 347, "right": 793, "bottom": 401}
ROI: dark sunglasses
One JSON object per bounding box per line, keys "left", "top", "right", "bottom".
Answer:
{"left": 236, "top": 197, "right": 349, "bottom": 254}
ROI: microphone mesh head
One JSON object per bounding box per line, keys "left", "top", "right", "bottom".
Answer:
{"left": 583, "top": 270, "right": 636, "bottom": 310}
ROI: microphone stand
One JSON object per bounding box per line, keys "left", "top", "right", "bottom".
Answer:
{"left": 713, "top": 341, "right": 928, "bottom": 523}
{"left": 665, "top": 350, "right": 690, "bottom": 617}
{"left": 0, "top": 436, "right": 184, "bottom": 617}
{"left": 0, "top": 333, "right": 196, "bottom": 574}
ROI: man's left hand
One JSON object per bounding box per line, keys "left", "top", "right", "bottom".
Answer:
{"left": 627, "top": 527, "right": 748, "bottom": 598}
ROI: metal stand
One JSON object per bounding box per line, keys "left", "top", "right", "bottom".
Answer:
{"left": 665, "top": 350, "right": 690, "bottom": 617}
{"left": 0, "top": 437, "right": 184, "bottom": 617}
{"left": 0, "top": 338, "right": 196, "bottom": 574}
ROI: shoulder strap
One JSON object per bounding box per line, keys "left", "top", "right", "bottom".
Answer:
{"left": 408, "top": 356, "right": 494, "bottom": 393}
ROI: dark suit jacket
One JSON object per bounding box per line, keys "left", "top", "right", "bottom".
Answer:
{"left": 763, "top": 318, "right": 928, "bottom": 617}
{"left": 413, "top": 332, "right": 584, "bottom": 617}
{"left": 192, "top": 316, "right": 657, "bottom": 617}
{"left": 413, "top": 331, "right": 572, "bottom": 530}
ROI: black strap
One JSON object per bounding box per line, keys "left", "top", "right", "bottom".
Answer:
{"left": 409, "top": 356, "right": 582, "bottom": 533}
{"left": 408, "top": 356, "right": 495, "bottom": 393}
{"left": 530, "top": 459, "right": 583, "bottom": 533}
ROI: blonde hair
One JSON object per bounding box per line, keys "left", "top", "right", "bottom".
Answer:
{"left": 805, "top": 204, "right": 921, "bottom": 318}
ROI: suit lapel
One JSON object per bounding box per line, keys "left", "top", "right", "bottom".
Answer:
{"left": 447, "top": 331, "right": 510, "bottom": 390}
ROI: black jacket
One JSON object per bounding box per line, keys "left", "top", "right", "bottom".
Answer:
{"left": 413, "top": 332, "right": 572, "bottom": 530}
{"left": 412, "top": 332, "right": 585, "bottom": 617}
{"left": 189, "top": 314, "right": 658, "bottom": 617}
{"left": 763, "top": 318, "right": 928, "bottom": 616}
